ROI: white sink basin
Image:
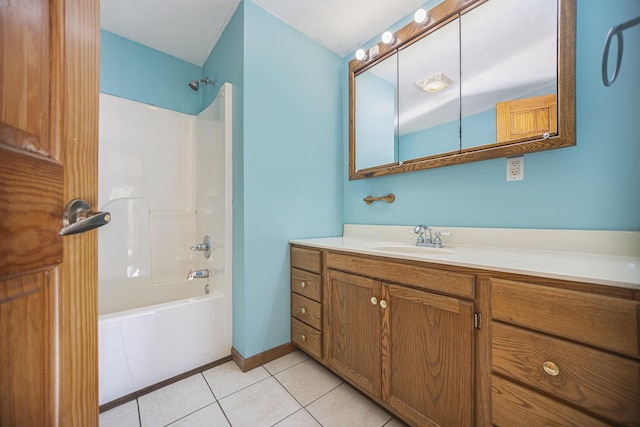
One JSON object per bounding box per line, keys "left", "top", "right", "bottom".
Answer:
{"left": 371, "top": 244, "right": 455, "bottom": 255}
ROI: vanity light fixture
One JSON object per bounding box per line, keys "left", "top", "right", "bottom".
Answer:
{"left": 355, "top": 48, "right": 367, "bottom": 61}
{"left": 414, "top": 8, "right": 428, "bottom": 24}
{"left": 415, "top": 72, "right": 453, "bottom": 93}
{"left": 381, "top": 31, "right": 395, "bottom": 45}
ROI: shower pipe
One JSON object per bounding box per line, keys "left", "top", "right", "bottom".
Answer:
{"left": 189, "top": 77, "right": 218, "bottom": 92}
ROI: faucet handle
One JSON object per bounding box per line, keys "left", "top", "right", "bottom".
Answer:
{"left": 433, "top": 231, "right": 452, "bottom": 247}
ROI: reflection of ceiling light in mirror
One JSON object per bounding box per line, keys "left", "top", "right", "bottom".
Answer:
{"left": 414, "top": 9, "right": 428, "bottom": 24}
{"left": 355, "top": 48, "right": 367, "bottom": 61}
{"left": 381, "top": 31, "right": 395, "bottom": 44}
{"left": 415, "top": 72, "right": 453, "bottom": 93}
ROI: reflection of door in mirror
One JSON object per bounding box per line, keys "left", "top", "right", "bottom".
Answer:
{"left": 398, "top": 18, "right": 460, "bottom": 161}
{"left": 461, "top": 0, "right": 558, "bottom": 150}
{"left": 355, "top": 53, "right": 398, "bottom": 171}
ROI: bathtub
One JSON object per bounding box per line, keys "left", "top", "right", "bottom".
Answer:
{"left": 98, "top": 289, "right": 230, "bottom": 405}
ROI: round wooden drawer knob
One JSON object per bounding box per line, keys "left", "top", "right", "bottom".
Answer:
{"left": 543, "top": 361, "right": 560, "bottom": 376}
{"left": 300, "top": 281, "right": 306, "bottom": 288}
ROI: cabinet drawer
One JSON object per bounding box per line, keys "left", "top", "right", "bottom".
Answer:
{"left": 291, "top": 246, "right": 322, "bottom": 273}
{"left": 291, "top": 318, "right": 321, "bottom": 359}
{"left": 491, "top": 278, "right": 640, "bottom": 357}
{"left": 491, "top": 375, "right": 610, "bottom": 427}
{"left": 292, "top": 293, "right": 322, "bottom": 330}
{"left": 291, "top": 268, "right": 322, "bottom": 302}
{"left": 492, "top": 322, "right": 640, "bottom": 426}
{"left": 327, "top": 252, "right": 474, "bottom": 298}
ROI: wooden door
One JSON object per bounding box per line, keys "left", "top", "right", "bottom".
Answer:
{"left": 382, "top": 284, "right": 475, "bottom": 427}
{"left": 0, "top": 0, "right": 99, "bottom": 425}
{"left": 327, "top": 270, "right": 382, "bottom": 397}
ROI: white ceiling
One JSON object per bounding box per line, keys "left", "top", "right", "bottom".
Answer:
{"left": 100, "top": 0, "right": 432, "bottom": 65}
{"left": 101, "top": 0, "right": 558, "bottom": 136}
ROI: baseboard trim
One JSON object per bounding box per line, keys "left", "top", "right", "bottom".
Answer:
{"left": 99, "top": 354, "right": 233, "bottom": 413}
{"left": 231, "top": 342, "right": 298, "bottom": 372}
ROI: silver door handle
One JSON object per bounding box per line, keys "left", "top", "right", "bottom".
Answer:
{"left": 59, "top": 199, "right": 111, "bottom": 236}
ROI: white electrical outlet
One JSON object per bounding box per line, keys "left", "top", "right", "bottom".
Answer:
{"left": 506, "top": 156, "right": 524, "bottom": 181}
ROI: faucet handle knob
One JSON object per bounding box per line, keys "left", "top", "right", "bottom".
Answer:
{"left": 433, "top": 231, "right": 452, "bottom": 247}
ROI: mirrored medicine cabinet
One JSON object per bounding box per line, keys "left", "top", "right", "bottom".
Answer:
{"left": 349, "top": 0, "right": 576, "bottom": 180}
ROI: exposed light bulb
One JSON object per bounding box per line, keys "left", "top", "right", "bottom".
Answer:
{"left": 355, "top": 49, "right": 366, "bottom": 61}
{"left": 381, "top": 31, "right": 395, "bottom": 45}
{"left": 414, "top": 8, "right": 428, "bottom": 24}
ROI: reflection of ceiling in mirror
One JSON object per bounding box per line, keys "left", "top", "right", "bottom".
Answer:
{"left": 396, "top": 0, "right": 558, "bottom": 135}
{"left": 398, "top": 18, "right": 460, "bottom": 135}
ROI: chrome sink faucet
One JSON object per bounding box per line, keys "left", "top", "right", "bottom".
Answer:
{"left": 413, "top": 224, "right": 433, "bottom": 246}
{"left": 414, "top": 225, "right": 452, "bottom": 248}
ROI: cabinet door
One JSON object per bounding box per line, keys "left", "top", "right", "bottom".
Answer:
{"left": 327, "top": 270, "right": 382, "bottom": 397}
{"left": 383, "top": 284, "right": 475, "bottom": 427}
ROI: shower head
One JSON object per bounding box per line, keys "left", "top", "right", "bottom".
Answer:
{"left": 188, "top": 77, "right": 217, "bottom": 92}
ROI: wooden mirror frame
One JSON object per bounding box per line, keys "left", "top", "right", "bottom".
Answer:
{"left": 348, "top": 0, "right": 576, "bottom": 180}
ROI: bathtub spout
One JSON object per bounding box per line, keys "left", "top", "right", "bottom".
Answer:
{"left": 187, "top": 269, "right": 209, "bottom": 280}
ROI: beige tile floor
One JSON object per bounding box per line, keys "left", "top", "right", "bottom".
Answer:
{"left": 100, "top": 350, "right": 409, "bottom": 427}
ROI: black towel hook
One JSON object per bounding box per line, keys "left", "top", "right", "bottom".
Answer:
{"left": 602, "top": 15, "right": 640, "bottom": 87}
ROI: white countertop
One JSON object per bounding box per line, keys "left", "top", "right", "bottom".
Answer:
{"left": 290, "top": 225, "right": 640, "bottom": 290}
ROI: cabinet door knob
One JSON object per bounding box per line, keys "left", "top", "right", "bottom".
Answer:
{"left": 300, "top": 307, "right": 306, "bottom": 314}
{"left": 543, "top": 361, "right": 560, "bottom": 376}
{"left": 300, "top": 281, "right": 306, "bottom": 288}
{"left": 301, "top": 334, "right": 306, "bottom": 341}
{"left": 371, "top": 297, "right": 378, "bottom": 305}
{"left": 380, "top": 300, "right": 387, "bottom": 309}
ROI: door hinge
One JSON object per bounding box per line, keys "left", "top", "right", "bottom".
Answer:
{"left": 474, "top": 312, "right": 481, "bottom": 329}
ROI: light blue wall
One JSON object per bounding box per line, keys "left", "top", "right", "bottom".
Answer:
{"left": 400, "top": 118, "right": 461, "bottom": 160}
{"left": 100, "top": 31, "right": 202, "bottom": 114}
{"left": 201, "top": 4, "right": 247, "bottom": 358}
{"left": 239, "top": 0, "right": 343, "bottom": 357}
{"left": 356, "top": 71, "right": 397, "bottom": 168}
{"left": 99, "top": 1, "right": 343, "bottom": 360}
{"left": 344, "top": 0, "right": 640, "bottom": 231}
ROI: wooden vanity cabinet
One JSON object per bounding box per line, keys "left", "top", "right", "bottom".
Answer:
{"left": 325, "top": 253, "right": 476, "bottom": 427}
{"left": 326, "top": 270, "right": 381, "bottom": 397}
{"left": 290, "top": 244, "right": 640, "bottom": 426}
{"left": 290, "top": 246, "right": 323, "bottom": 359}
{"left": 490, "top": 278, "right": 640, "bottom": 426}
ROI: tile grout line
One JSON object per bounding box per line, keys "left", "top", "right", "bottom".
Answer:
{"left": 163, "top": 402, "right": 220, "bottom": 427}
{"left": 268, "top": 374, "right": 314, "bottom": 427}
{"left": 264, "top": 355, "right": 324, "bottom": 426}
{"left": 199, "top": 371, "right": 234, "bottom": 426}
{"left": 269, "top": 359, "right": 345, "bottom": 427}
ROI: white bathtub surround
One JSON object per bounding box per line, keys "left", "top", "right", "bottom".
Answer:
{"left": 98, "top": 84, "right": 233, "bottom": 405}
{"left": 290, "top": 224, "right": 640, "bottom": 289}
